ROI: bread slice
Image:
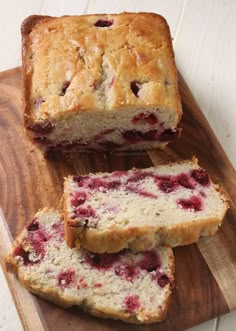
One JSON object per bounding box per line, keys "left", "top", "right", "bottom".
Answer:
{"left": 21, "top": 13, "right": 182, "bottom": 153}
{"left": 64, "top": 157, "right": 229, "bottom": 253}
{"left": 5, "top": 209, "right": 174, "bottom": 324}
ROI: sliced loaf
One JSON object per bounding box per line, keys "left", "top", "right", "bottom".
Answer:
{"left": 22, "top": 13, "right": 182, "bottom": 153}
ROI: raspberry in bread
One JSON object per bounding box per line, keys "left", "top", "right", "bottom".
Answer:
{"left": 21, "top": 13, "right": 182, "bottom": 153}
{"left": 64, "top": 157, "right": 228, "bottom": 252}
{"left": 5, "top": 209, "right": 174, "bottom": 324}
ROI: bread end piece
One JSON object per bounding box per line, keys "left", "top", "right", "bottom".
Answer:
{"left": 5, "top": 208, "right": 174, "bottom": 324}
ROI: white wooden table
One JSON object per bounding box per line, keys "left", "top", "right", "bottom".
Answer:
{"left": 0, "top": 1, "right": 235, "bottom": 330}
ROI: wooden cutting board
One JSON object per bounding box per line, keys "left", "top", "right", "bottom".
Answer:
{"left": 0, "top": 67, "right": 235, "bottom": 331}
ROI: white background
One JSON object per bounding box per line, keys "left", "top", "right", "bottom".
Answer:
{"left": 0, "top": 1, "right": 235, "bottom": 330}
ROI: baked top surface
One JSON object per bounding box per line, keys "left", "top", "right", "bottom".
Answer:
{"left": 22, "top": 13, "right": 182, "bottom": 120}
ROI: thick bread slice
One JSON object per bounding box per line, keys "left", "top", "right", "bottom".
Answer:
{"left": 64, "top": 157, "right": 229, "bottom": 253}
{"left": 5, "top": 209, "right": 174, "bottom": 324}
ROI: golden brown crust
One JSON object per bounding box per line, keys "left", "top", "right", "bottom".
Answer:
{"left": 5, "top": 228, "right": 28, "bottom": 273}
{"left": 17, "top": 277, "right": 172, "bottom": 324}
{"left": 21, "top": 15, "right": 47, "bottom": 127}
{"left": 21, "top": 15, "right": 51, "bottom": 35}
{"left": 66, "top": 214, "right": 227, "bottom": 253}
{"left": 21, "top": 15, "right": 51, "bottom": 135}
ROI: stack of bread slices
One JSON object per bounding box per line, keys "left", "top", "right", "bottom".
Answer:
{"left": 6, "top": 158, "right": 228, "bottom": 324}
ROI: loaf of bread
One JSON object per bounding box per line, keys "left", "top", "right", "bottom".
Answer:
{"left": 21, "top": 13, "right": 182, "bottom": 153}
{"left": 5, "top": 209, "right": 174, "bottom": 324}
{"left": 64, "top": 157, "right": 228, "bottom": 253}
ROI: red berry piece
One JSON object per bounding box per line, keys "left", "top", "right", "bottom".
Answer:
{"left": 94, "top": 283, "right": 102, "bottom": 288}
{"left": 87, "top": 178, "right": 121, "bottom": 190}
{"left": 59, "top": 81, "right": 70, "bottom": 96}
{"left": 73, "top": 175, "right": 83, "bottom": 182}
{"left": 138, "top": 251, "right": 161, "bottom": 272}
{"left": 85, "top": 252, "right": 120, "bottom": 270}
{"left": 57, "top": 269, "right": 75, "bottom": 289}
{"left": 28, "top": 229, "right": 48, "bottom": 260}
{"left": 177, "top": 196, "right": 202, "bottom": 211}
{"left": 74, "top": 205, "right": 96, "bottom": 219}
{"left": 87, "top": 178, "right": 106, "bottom": 189}
{"left": 127, "top": 171, "right": 153, "bottom": 183}
{"left": 199, "top": 190, "right": 206, "bottom": 198}
{"left": 13, "top": 246, "right": 31, "bottom": 266}
{"left": 127, "top": 185, "right": 156, "bottom": 198}
{"left": 73, "top": 175, "right": 89, "bottom": 186}
{"left": 159, "top": 129, "right": 177, "bottom": 141}
{"left": 176, "top": 173, "right": 194, "bottom": 189}
{"left": 71, "top": 191, "right": 87, "bottom": 207}
{"left": 106, "top": 180, "right": 121, "bottom": 189}
{"left": 124, "top": 295, "right": 141, "bottom": 312}
{"left": 123, "top": 130, "right": 142, "bottom": 143}
{"left": 14, "top": 232, "right": 47, "bottom": 264}
{"left": 157, "top": 275, "right": 170, "bottom": 288}
{"left": 94, "top": 19, "right": 113, "bottom": 27}
{"left": 130, "top": 81, "right": 141, "bottom": 97}
{"left": 157, "top": 176, "right": 178, "bottom": 193}
{"left": 191, "top": 169, "right": 210, "bottom": 186}
{"left": 137, "top": 189, "right": 157, "bottom": 198}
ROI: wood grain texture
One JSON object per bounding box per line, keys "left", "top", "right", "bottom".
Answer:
{"left": 0, "top": 67, "right": 235, "bottom": 331}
